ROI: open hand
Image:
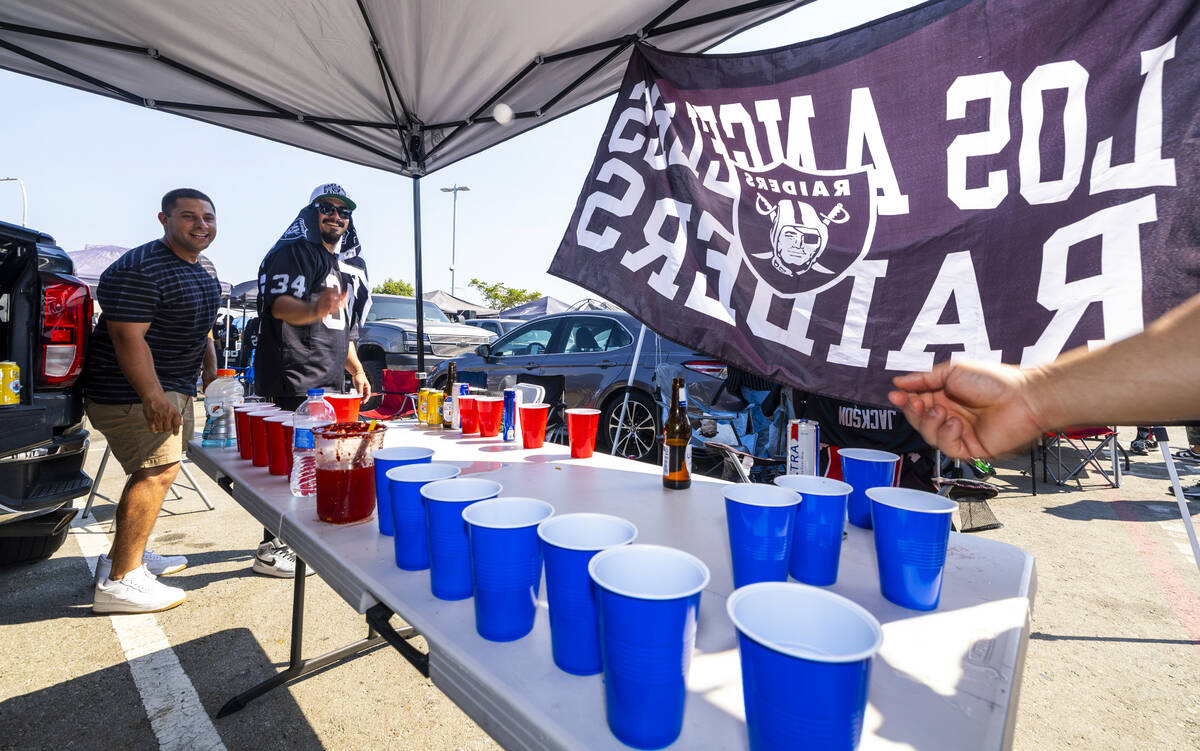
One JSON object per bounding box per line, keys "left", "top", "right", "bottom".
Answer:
{"left": 888, "top": 360, "right": 1045, "bottom": 459}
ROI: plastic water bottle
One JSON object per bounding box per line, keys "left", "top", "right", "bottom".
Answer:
{"left": 289, "top": 388, "right": 336, "bottom": 497}
{"left": 201, "top": 369, "right": 244, "bottom": 448}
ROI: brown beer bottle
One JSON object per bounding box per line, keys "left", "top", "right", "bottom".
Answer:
{"left": 442, "top": 361, "right": 457, "bottom": 429}
{"left": 663, "top": 377, "right": 692, "bottom": 490}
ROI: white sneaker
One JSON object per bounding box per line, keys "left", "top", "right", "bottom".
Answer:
{"left": 252, "top": 541, "right": 314, "bottom": 578}
{"left": 95, "top": 550, "right": 188, "bottom": 584}
{"left": 93, "top": 565, "right": 186, "bottom": 614}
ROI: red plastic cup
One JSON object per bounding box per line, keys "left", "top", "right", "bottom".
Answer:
{"left": 249, "top": 408, "right": 279, "bottom": 467}
{"left": 283, "top": 422, "right": 294, "bottom": 474}
{"left": 234, "top": 404, "right": 266, "bottom": 460}
{"left": 265, "top": 413, "right": 293, "bottom": 476}
{"left": 519, "top": 403, "right": 550, "bottom": 449}
{"left": 565, "top": 408, "right": 600, "bottom": 458}
{"left": 475, "top": 396, "right": 503, "bottom": 438}
{"left": 458, "top": 395, "right": 478, "bottom": 435}
{"left": 325, "top": 392, "right": 362, "bottom": 423}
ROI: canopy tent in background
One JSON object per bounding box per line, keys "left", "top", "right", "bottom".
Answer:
{"left": 501, "top": 296, "right": 570, "bottom": 320}
{"left": 423, "top": 289, "right": 498, "bottom": 319}
{"left": 66, "top": 244, "right": 126, "bottom": 291}
{"left": 550, "top": 0, "right": 1199, "bottom": 405}
{"left": 69, "top": 243, "right": 232, "bottom": 297}
{"left": 0, "top": 0, "right": 805, "bottom": 372}
{"left": 227, "top": 279, "right": 258, "bottom": 307}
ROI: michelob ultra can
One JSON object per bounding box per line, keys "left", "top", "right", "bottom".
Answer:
{"left": 787, "top": 419, "right": 820, "bottom": 475}
{"left": 426, "top": 392, "right": 444, "bottom": 426}
{"left": 0, "top": 361, "right": 20, "bottom": 406}
{"left": 416, "top": 388, "right": 430, "bottom": 423}
{"left": 501, "top": 388, "right": 517, "bottom": 442}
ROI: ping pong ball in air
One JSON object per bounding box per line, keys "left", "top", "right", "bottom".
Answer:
{"left": 492, "top": 103, "right": 514, "bottom": 126}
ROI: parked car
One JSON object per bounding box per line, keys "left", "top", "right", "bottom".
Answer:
{"left": 0, "top": 221, "right": 94, "bottom": 565}
{"left": 462, "top": 317, "right": 526, "bottom": 338}
{"left": 426, "top": 310, "right": 737, "bottom": 462}
{"left": 356, "top": 294, "right": 491, "bottom": 409}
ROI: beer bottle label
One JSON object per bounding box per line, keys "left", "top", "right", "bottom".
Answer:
{"left": 663, "top": 443, "right": 689, "bottom": 475}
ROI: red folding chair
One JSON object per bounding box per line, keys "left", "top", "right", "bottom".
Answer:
{"left": 361, "top": 369, "right": 418, "bottom": 420}
{"left": 1038, "top": 426, "right": 1129, "bottom": 488}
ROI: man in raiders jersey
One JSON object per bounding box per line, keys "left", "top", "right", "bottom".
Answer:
{"left": 250, "top": 183, "right": 371, "bottom": 576}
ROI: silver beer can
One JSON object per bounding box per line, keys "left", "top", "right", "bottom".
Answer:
{"left": 787, "top": 419, "right": 820, "bottom": 475}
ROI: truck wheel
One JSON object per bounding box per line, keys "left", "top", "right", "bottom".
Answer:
{"left": 361, "top": 359, "right": 384, "bottom": 412}
{"left": 0, "top": 526, "right": 71, "bottom": 566}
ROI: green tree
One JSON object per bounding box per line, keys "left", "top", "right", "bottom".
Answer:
{"left": 372, "top": 277, "right": 415, "bottom": 296}
{"left": 468, "top": 278, "right": 542, "bottom": 311}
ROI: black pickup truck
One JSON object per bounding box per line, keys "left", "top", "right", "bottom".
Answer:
{"left": 0, "top": 220, "right": 93, "bottom": 565}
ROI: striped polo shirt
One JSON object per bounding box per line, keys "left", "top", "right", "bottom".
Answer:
{"left": 83, "top": 240, "right": 222, "bottom": 403}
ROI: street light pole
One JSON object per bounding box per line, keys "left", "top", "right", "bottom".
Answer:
{"left": 439, "top": 184, "right": 470, "bottom": 297}
{"left": 0, "top": 178, "right": 28, "bottom": 226}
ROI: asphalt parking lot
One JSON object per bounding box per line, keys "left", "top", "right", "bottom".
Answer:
{"left": 1, "top": 421, "right": 1198, "bottom": 750}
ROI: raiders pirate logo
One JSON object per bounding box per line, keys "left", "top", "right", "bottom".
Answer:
{"left": 281, "top": 216, "right": 309, "bottom": 241}
{"left": 734, "top": 164, "right": 876, "bottom": 296}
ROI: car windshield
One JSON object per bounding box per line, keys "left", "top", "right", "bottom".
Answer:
{"left": 367, "top": 297, "right": 450, "bottom": 323}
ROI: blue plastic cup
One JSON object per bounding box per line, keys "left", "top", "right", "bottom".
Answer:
{"left": 385, "top": 463, "right": 460, "bottom": 570}
{"left": 867, "top": 487, "right": 956, "bottom": 611}
{"left": 727, "top": 582, "right": 883, "bottom": 751}
{"left": 537, "top": 513, "right": 638, "bottom": 675}
{"left": 839, "top": 448, "right": 900, "bottom": 529}
{"left": 774, "top": 475, "right": 854, "bottom": 586}
{"left": 421, "top": 478, "right": 503, "bottom": 600}
{"left": 374, "top": 446, "right": 435, "bottom": 535}
{"left": 462, "top": 497, "right": 556, "bottom": 641}
{"left": 589, "top": 545, "right": 711, "bottom": 749}
{"left": 723, "top": 484, "right": 801, "bottom": 589}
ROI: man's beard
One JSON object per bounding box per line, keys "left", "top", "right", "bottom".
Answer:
{"left": 320, "top": 224, "right": 346, "bottom": 246}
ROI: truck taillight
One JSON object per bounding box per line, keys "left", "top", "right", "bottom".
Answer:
{"left": 40, "top": 273, "right": 92, "bottom": 387}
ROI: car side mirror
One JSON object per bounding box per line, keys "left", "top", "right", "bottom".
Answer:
{"left": 476, "top": 343, "right": 492, "bottom": 360}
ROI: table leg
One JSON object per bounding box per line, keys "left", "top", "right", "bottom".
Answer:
{"left": 216, "top": 558, "right": 421, "bottom": 717}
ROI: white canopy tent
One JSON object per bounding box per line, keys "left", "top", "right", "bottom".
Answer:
{"left": 0, "top": 0, "right": 806, "bottom": 370}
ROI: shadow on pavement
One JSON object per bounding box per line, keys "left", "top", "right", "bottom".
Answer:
{"left": 1043, "top": 498, "right": 1198, "bottom": 522}
{"left": 0, "top": 629, "right": 326, "bottom": 751}
{"left": 1031, "top": 631, "right": 1200, "bottom": 646}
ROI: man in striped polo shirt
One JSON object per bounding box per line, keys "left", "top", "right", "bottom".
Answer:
{"left": 84, "top": 188, "right": 222, "bottom": 614}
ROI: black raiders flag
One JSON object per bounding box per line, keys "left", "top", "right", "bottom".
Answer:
{"left": 549, "top": 0, "right": 1199, "bottom": 406}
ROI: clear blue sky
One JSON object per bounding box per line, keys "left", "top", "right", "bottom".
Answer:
{"left": 0, "top": 0, "right": 918, "bottom": 306}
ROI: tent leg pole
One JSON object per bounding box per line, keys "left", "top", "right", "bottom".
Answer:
{"left": 223, "top": 293, "right": 231, "bottom": 368}
{"left": 413, "top": 175, "right": 425, "bottom": 377}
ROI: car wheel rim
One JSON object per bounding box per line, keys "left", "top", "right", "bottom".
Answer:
{"left": 609, "top": 401, "right": 656, "bottom": 459}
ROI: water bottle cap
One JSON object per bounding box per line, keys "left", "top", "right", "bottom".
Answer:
{"left": 307, "top": 388, "right": 325, "bottom": 397}
{"left": 216, "top": 369, "right": 235, "bottom": 377}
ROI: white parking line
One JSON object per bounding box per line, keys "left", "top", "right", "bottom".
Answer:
{"left": 72, "top": 516, "right": 226, "bottom": 751}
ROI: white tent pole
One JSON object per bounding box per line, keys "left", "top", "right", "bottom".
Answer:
{"left": 611, "top": 323, "right": 646, "bottom": 456}
{"left": 1158, "top": 440, "right": 1200, "bottom": 576}
{"left": 222, "top": 293, "right": 231, "bottom": 368}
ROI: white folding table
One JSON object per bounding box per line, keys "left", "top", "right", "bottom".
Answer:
{"left": 187, "top": 421, "right": 1036, "bottom": 749}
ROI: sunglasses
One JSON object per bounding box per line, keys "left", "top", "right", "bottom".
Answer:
{"left": 313, "top": 201, "right": 353, "bottom": 219}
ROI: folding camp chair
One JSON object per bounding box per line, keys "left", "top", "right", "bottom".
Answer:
{"left": 652, "top": 363, "right": 748, "bottom": 450}
{"left": 1037, "top": 426, "right": 1129, "bottom": 488}
{"left": 361, "top": 368, "right": 418, "bottom": 420}
{"left": 508, "top": 374, "right": 567, "bottom": 445}
{"left": 81, "top": 444, "right": 215, "bottom": 532}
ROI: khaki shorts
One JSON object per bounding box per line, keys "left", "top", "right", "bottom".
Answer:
{"left": 85, "top": 392, "right": 195, "bottom": 475}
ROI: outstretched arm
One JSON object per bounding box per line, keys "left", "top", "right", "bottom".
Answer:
{"left": 888, "top": 293, "right": 1200, "bottom": 459}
